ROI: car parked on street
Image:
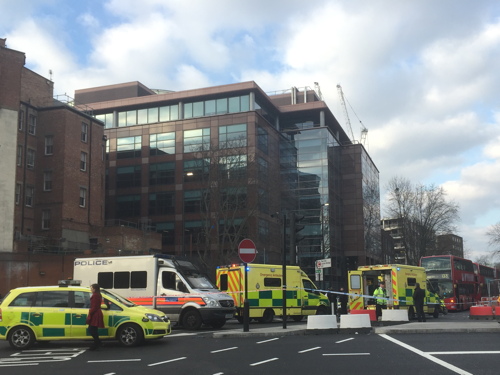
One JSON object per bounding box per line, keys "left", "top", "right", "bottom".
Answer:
{"left": 0, "top": 280, "right": 171, "bottom": 349}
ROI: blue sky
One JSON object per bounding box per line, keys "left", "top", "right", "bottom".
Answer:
{"left": 2, "top": 0, "right": 500, "bottom": 261}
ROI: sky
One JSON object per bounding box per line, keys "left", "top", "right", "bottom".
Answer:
{"left": 1, "top": 0, "right": 499, "bottom": 262}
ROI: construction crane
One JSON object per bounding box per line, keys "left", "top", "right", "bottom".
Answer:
{"left": 336, "top": 84, "right": 368, "bottom": 145}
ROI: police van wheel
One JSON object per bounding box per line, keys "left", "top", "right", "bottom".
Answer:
{"left": 258, "top": 309, "right": 274, "bottom": 323}
{"left": 117, "top": 324, "right": 144, "bottom": 347}
{"left": 8, "top": 326, "right": 35, "bottom": 349}
{"left": 182, "top": 310, "right": 203, "bottom": 330}
{"left": 210, "top": 319, "right": 226, "bottom": 329}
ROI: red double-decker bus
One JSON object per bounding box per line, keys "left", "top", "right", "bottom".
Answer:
{"left": 473, "top": 262, "right": 500, "bottom": 299}
{"left": 420, "top": 255, "right": 478, "bottom": 311}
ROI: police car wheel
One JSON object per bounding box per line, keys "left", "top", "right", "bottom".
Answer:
{"left": 182, "top": 310, "right": 203, "bottom": 330}
{"left": 117, "top": 324, "right": 144, "bottom": 347}
{"left": 8, "top": 326, "right": 35, "bottom": 349}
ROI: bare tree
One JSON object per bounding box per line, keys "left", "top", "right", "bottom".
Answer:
{"left": 385, "top": 176, "right": 460, "bottom": 265}
{"left": 486, "top": 222, "right": 500, "bottom": 258}
{"left": 184, "top": 136, "right": 281, "bottom": 273}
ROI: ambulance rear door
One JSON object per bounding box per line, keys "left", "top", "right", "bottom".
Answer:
{"left": 348, "top": 271, "right": 364, "bottom": 311}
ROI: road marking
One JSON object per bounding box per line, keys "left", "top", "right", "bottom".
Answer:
{"left": 148, "top": 357, "right": 187, "bottom": 366}
{"left": 428, "top": 351, "right": 500, "bottom": 355}
{"left": 88, "top": 359, "right": 141, "bottom": 363}
{"left": 0, "top": 363, "right": 38, "bottom": 367}
{"left": 211, "top": 347, "right": 238, "bottom": 353}
{"left": 257, "top": 338, "right": 279, "bottom": 344}
{"left": 250, "top": 358, "right": 279, "bottom": 366}
{"left": 380, "top": 334, "right": 473, "bottom": 375}
{"left": 323, "top": 353, "right": 370, "bottom": 356}
{"left": 336, "top": 338, "right": 354, "bottom": 344}
{"left": 299, "top": 347, "right": 321, "bottom": 353}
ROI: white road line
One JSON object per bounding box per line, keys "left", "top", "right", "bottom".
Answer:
{"left": 298, "top": 347, "right": 321, "bottom": 353}
{"left": 250, "top": 358, "right": 279, "bottom": 366}
{"left": 0, "top": 363, "right": 39, "bottom": 367}
{"left": 88, "top": 359, "right": 141, "bottom": 363}
{"left": 380, "top": 334, "right": 473, "bottom": 375}
{"left": 336, "top": 338, "right": 354, "bottom": 344}
{"left": 323, "top": 353, "right": 370, "bottom": 356}
{"left": 148, "top": 357, "right": 187, "bottom": 367}
{"left": 257, "top": 338, "right": 279, "bottom": 344}
{"left": 428, "top": 351, "right": 500, "bottom": 355}
{"left": 211, "top": 347, "right": 238, "bottom": 353}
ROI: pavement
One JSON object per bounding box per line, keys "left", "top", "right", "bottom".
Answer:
{"left": 212, "top": 318, "right": 500, "bottom": 338}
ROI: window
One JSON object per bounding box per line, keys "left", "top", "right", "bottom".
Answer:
{"left": 35, "top": 291, "right": 69, "bottom": 307}
{"left": 219, "top": 154, "right": 247, "bottom": 179}
{"left": 221, "top": 187, "right": 247, "bottom": 210}
{"left": 27, "top": 149, "right": 35, "bottom": 169}
{"left": 150, "top": 132, "right": 175, "bottom": 155}
{"left": 149, "top": 192, "right": 175, "bottom": 215}
{"left": 95, "top": 113, "right": 114, "bottom": 129}
{"left": 80, "top": 152, "right": 87, "bottom": 171}
{"left": 116, "top": 166, "right": 142, "bottom": 188}
{"left": 264, "top": 278, "right": 281, "bottom": 288}
{"left": 42, "top": 209, "right": 51, "bottom": 229}
{"left": 184, "top": 190, "right": 208, "bottom": 213}
{"left": 28, "top": 114, "right": 36, "bottom": 135}
{"left": 257, "top": 127, "right": 268, "bottom": 154}
{"left": 183, "top": 128, "right": 210, "bottom": 153}
{"left": 25, "top": 186, "right": 34, "bottom": 207}
{"left": 18, "top": 110, "right": 24, "bottom": 131}
{"left": 45, "top": 136, "right": 53, "bottom": 155}
{"left": 117, "top": 136, "right": 142, "bottom": 159}
{"left": 79, "top": 187, "right": 87, "bottom": 207}
{"left": 81, "top": 122, "right": 88, "bottom": 142}
{"left": 149, "top": 162, "right": 175, "bottom": 185}
{"left": 43, "top": 171, "right": 52, "bottom": 191}
{"left": 183, "top": 159, "right": 210, "bottom": 182}
{"left": 156, "top": 222, "right": 175, "bottom": 245}
{"left": 219, "top": 123, "right": 247, "bottom": 148}
{"left": 74, "top": 291, "right": 91, "bottom": 308}
{"left": 9, "top": 292, "right": 36, "bottom": 307}
{"left": 17, "top": 145, "right": 22, "bottom": 166}
{"left": 116, "top": 195, "right": 141, "bottom": 217}
{"left": 15, "top": 183, "right": 21, "bottom": 205}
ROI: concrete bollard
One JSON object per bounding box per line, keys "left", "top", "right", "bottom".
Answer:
{"left": 382, "top": 309, "right": 409, "bottom": 322}
{"left": 339, "top": 314, "right": 371, "bottom": 333}
{"left": 306, "top": 315, "right": 338, "bottom": 330}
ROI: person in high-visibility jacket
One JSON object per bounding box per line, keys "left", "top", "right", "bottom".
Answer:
{"left": 373, "top": 281, "right": 387, "bottom": 320}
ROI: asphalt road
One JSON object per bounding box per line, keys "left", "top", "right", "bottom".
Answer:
{"left": 2, "top": 310, "right": 497, "bottom": 375}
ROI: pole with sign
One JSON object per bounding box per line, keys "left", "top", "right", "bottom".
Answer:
{"left": 239, "top": 239, "right": 256, "bottom": 332}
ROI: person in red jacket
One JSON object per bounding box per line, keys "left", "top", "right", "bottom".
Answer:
{"left": 87, "top": 283, "right": 105, "bottom": 350}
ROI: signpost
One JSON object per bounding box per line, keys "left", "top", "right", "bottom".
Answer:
{"left": 238, "top": 239, "right": 256, "bottom": 332}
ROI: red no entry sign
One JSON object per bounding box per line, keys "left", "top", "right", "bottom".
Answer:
{"left": 238, "top": 238, "right": 257, "bottom": 263}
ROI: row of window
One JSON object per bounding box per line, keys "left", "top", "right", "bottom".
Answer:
{"left": 114, "top": 155, "right": 251, "bottom": 189}
{"left": 19, "top": 110, "right": 89, "bottom": 143}
{"left": 114, "top": 124, "right": 249, "bottom": 159}
{"left": 96, "top": 95, "right": 250, "bottom": 129}
{"left": 17, "top": 142, "right": 89, "bottom": 172}
{"left": 15, "top": 183, "right": 87, "bottom": 210}
{"left": 115, "top": 188, "right": 248, "bottom": 217}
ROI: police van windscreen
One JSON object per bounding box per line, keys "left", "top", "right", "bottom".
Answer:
{"left": 185, "top": 274, "right": 217, "bottom": 290}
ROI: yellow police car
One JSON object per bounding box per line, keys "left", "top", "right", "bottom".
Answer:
{"left": 0, "top": 280, "right": 171, "bottom": 349}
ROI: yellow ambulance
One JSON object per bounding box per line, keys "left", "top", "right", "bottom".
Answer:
{"left": 216, "top": 264, "right": 330, "bottom": 322}
{"left": 348, "top": 264, "right": 442, "bottom": 318}
{"left": 0, "top": 280, "right": 171, "bottom": 349}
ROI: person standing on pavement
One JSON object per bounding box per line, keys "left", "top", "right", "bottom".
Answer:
{"left": 87, "top": 283, "right": 105, "bottom": 350}
{"left": 373, "top": 281, "right": 387, "bottom": 320}
{"left": 413, "top": 283, "right": 426, "bottom": 322}
{"left": 338, "top": 287, "right": 348, "bottom": 314}
{"left": 327, "top": 287, "right": 338, "bottom": 315}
